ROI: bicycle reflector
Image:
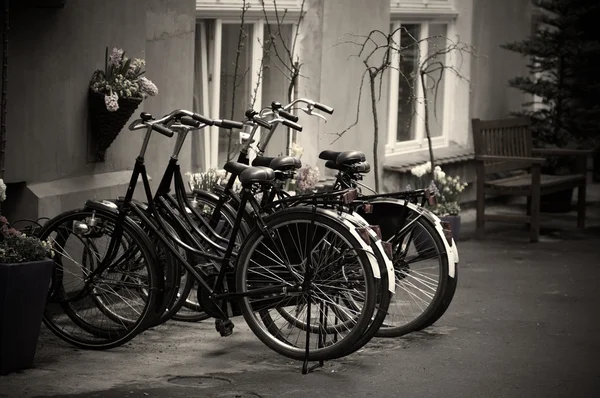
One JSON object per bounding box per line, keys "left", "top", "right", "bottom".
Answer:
{"left": 341, "top": 188, "right": 358, "bottom": 204}
{"left": 425, "top": 188, "right": 437, "bottom": 206}
{"left": 369, "top": 225, "right": 382, "bottom": 240}
{"left": 381, "top": 241, "right": 393, "bottom": 261}
{"left": 440, "top": 220, "right": 454, "bottom": 247}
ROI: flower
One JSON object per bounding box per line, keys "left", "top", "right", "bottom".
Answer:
{"left": 0, "top": 194, "right": 52, "bottom": 263}
{"left": 408, "top": 162, "right": 468, "bottom": 216}
{"left": 0, "top": 179, "right": 6, "bottom": 202}
{"left": 290, "top": 142, "right": 304, "bottom": 159}
{"left": 108, "top": 47, "right": 124, "bottom": 66}
{"left": 139, "top": 77, "right": 158, "bottom": 96}
{"left": 295, "top": 165, "right": 320, "bottom": 193}
{"left": 90, "top": 46, "right": 157, "bottom": 111}
{"left": 104, "top": 91, "right": 119, "bottom": 112}
{"left": 186, "top": 169, "right": 241, "bottom": 193}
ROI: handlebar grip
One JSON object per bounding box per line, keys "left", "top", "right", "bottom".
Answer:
{"left": 214, "top": 119, "right": 244, "bottom": 130}
{"left": 180, "top": 116, "right": 201, "bottom": 128}
{"left": 192, "top": 113, "right": 214, "bottom": 126}
{"left": 278, "top": 109, "right": 299, "bottom": 123}
{"left": 253, "top": 116, "right": 272, "bottom": 129}
{"left": 152, "top": 124, "right": 175, "bottom": 138}
{"left": 282, "top": 119, "right": 303, "bottom": 132}
{"left": 314, "top": 102, "right": 334, "bottom": 115}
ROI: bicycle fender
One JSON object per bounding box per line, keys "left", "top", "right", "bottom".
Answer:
{"left": 316, "top": 208, "right": 381, "bottom": 280}
{"left": 343, "top": 211, "right": 395, "bottom": 293}
{"left": 367, "top": 198, "right": 456, "bottom": 279}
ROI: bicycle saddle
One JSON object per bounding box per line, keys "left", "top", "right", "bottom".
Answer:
{"left": 239, "top": 166, "right": 276, "bottom": 184}
{"left": 319, "top": 150, "right": 366, "bottom": 165}
{"left": 252, "top": 155, "right": 302, "bottom": 171}
{"left": 325, "top": 160, "right": 371, "bottom": 173}
{"left": 223, "top": 161, "right": 249, "bottom": 176}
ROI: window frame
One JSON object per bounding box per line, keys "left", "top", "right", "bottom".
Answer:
{"left": 386, "top": 1, "right": 459, "bottom": 157}
{"left": 195, "top": 16, "right": 297, "bottom": 169}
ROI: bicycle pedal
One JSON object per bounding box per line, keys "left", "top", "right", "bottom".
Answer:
{"left": 215, "top": 318, "right": 235, "bottom": 337}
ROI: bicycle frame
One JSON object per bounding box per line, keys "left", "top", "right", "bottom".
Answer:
{"left": 82, "top": 117, "right": 305, "bottom": 319}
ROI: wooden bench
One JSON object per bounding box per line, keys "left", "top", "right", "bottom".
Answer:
{"left": 472, "top": 117, "right": 591, "bottom": 242}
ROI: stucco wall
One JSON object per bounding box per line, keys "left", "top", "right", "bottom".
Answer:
{"left": 296, "top": 0, "right": 390, "bottom": 190}
{"left": 3, "top": 0, "right": 196, "bottom": 221}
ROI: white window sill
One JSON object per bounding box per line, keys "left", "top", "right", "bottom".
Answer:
{"left": 383, "top": 143, "right": 474, "bottom": 173}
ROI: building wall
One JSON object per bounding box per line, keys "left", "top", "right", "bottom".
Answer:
{"left": 382, "top": 0, "right": 532, "bottom": 200}
{"left": 295, "top": 0, "right": 390, "bottom": 190}
{"left": 469, "top": 0, "right": 533, "bottom": 124}
{"left": 2, "top": 0, "right": 196, "bottom": 222}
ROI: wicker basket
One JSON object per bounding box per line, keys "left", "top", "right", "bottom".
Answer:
{"left": 88, "top": 88, "right": 142, "bottom": 162}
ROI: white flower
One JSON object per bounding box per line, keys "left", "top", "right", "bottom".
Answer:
{"left": 0, "top": 178, "right": 6, "bottom": 202}
{"left": 139, "top": 77, "right": 158, "bottom": 96}
{"left": 104, "top": 92, "right": 119, "bottom": 112}
{"left": 433, "top": 165, "right": 446, "bottom": 180}
{"left": 290, "top": 142, "right": 304, "bottom": 159}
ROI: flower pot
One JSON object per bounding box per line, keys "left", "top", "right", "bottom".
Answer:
{"left": 540, "top": 188, "right": 573, "bottom": 213}
{"left": 0, "top": 259, "right": 53, "bottom": 375}
{"left": 88, "top": 88, "right": 142, "bottom": 162}
{"left": 439, "top": 214, "right": 461, "bottom": 242}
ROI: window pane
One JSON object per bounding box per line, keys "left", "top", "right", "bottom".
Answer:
{"left": 219, "top": 23, "right": 252, "bottom": 165}
{"left": 424, "top": 24, "right": 447, "bottom": 138}
{"left": 260, "top": 24, "right": 293, "bottom": 157}
{"left": 397, "top": 24, "right": 420, "bottom": 142}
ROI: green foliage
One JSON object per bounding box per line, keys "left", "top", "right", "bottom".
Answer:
{"left": 502, "top": 0, "right": 600, "bottom": 154}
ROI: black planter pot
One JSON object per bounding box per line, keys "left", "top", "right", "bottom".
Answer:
{"left": 0, "top": 259, "right": 53, "bottom": 375}
{"left": 540, "top": 188, "right": 574, "bottom": 213}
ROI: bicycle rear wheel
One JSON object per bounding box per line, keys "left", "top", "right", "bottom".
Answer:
{"left": 357, "top": 201, "right": 454, "bottom": 337}
{"left": 236, "top": 207, "right": 377, "bottom": 361}
{"left": 38, "top": 207, "right": 161, "bottom": 349}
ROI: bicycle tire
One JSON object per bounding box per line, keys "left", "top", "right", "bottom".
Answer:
{"left": 236, "top": 207, "right": 377, "bottom": 361}
{"left": 39, "top": 207, "right": 162, "bottom": 350}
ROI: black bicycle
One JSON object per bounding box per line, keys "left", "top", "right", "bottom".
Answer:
{"left": 37, "top": 109, "right": 384, "bottom": 366}
{"left": 187, "top": 98, "right": 458, "bottom": 338}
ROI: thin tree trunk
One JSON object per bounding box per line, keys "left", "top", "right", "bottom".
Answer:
{"left": 421, "top": 70, "right": 435, "bottom": 182}
{"left": 369, "top": 71, "right": 379, "bottom": 192}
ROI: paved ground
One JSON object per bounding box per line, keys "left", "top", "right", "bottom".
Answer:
{"left": 2, "top": 187, "right": 600, "bottom": 397}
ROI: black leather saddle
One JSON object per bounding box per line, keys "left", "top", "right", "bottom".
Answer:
{"left": 223, "top": 161, "right": 275, "bottom": 184}
{"left": 252, "top": 155, "right": 302, "bottom": 171}
{"left": 318, "top": 150, "right": 366, "bottom": 165}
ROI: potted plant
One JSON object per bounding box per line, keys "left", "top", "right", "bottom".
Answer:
{"left": 0, "top": 180, "right": 54, "bottom": 375}
{"left": 89, "top": 47, "right": 158, "bottom": 162}
{"left": 409, "top": 162, "right": 468, "bottom": 240}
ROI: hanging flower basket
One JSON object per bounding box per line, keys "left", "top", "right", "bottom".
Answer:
{"left": 89, "top": 88, "right": 142, "bottom": 162}
{"left": 88, "top": 47, "right": 158, "bottom": 162}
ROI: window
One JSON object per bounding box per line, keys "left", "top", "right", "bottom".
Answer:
{"left": 194, "top": 2, "right": 301, "bottom": 171}
{"left": 387, "top": 21, "right": 450, "bottom": 154}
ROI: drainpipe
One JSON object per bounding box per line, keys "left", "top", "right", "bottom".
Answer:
{"left": 0, "top": 0, "right": 8, "bottom": 181}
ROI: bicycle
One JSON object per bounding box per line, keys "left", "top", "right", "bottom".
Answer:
{"left": 188, "top": 98, "right": 459, "bottom": 337}
{"left": 37, "top": 109, "right": 385, "bottom": 370}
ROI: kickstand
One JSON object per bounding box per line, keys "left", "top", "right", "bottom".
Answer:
{"left": 301, "top": 204, "right": 325, "bottom": 375}
{"left": 300, "top": 285, "right": 326, "bottom": 374}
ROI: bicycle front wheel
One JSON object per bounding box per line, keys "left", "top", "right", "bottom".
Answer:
{"left": 39, "top": 207, "right": 161, "bottom": 350}
{"left": 236, "top": 207, "right": 377, "bottom": 361}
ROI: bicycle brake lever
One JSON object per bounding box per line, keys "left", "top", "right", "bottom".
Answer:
{"left": 300, "top": 107, "right": 328, "bottom": 123}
